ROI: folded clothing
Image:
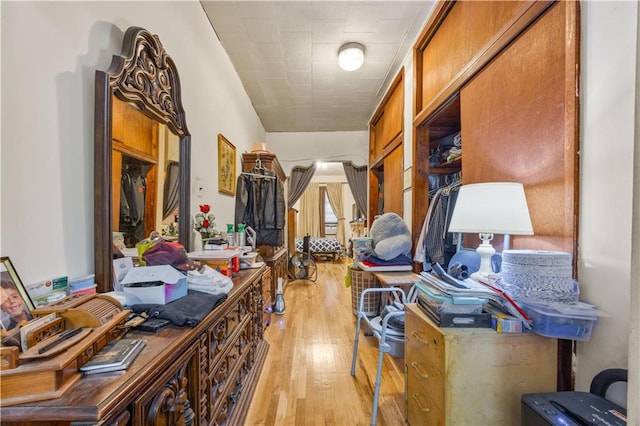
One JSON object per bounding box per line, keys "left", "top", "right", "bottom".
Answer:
{"left": 362, "top": 253, "right": 413, "bottom": 266}
{"left": 131, "top": 290, "right": 227, "bottom": 327}
{"left": 187, "top": 265, "right": 233, "bottom": 295}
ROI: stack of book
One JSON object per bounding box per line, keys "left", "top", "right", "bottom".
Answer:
{"left": 80, "top": 338, "right": 146, "bottom": 375}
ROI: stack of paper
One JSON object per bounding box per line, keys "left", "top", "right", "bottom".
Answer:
{"left": 418, "top": 271, "right": 532, "bottom": 329}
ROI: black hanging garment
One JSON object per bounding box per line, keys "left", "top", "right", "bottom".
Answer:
{"left": 120, "top": 170, "right": 147, "bottom": 246}
{"left": 234, "top": 169, "right": 285, "bottom": 246}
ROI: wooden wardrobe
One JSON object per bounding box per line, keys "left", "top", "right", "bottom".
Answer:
{"left": 410, "top": 0, "right": 580, "bottom": 390}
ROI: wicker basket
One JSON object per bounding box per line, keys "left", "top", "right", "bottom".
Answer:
{"left": 350, "top": 268, "right": 380, "bottom": 317}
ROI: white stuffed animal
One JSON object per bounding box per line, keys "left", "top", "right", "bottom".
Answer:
{"left": 369, "top": 213, "right": 413, "bottom": 260}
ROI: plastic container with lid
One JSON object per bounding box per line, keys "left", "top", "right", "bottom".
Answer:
{"left": 520, "top": 300, "right": 598, "bottom": 341}
{"left": 352, "top": 237, "right": 373, "bottom": 266}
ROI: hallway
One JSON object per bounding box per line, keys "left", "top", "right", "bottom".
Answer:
{"left": 245, "top": 261, "right": 406, "bottom": 426}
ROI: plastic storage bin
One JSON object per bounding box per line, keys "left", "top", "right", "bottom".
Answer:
{"left": 520, "top": 301, "right": 598, "bottom": 341}
{"left": 352, "top": 237, "right": 374, "bottom": 266}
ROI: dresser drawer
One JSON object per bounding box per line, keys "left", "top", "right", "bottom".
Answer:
{"left": 406, "top": 355, "right": 444, "bottom": 411}
{"left": 405, "top": 308, "right": 445, "bottom": 374}
{"left": 406, "top": 378, "right": 444, "bottom": 426}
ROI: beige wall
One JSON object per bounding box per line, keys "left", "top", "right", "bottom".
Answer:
{"left": 577, "top": 2, "right": 638, "bottom": 412}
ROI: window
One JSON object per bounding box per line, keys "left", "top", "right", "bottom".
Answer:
{"left": 320, "top": 186, "right": 338, "bottom": 236}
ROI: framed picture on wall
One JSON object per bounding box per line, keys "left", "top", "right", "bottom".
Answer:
{"left": 218, "top": 134, "right": 236, "bottom": 195}
{"left": 1, "top": 257, "right": 35, "bottom": 332}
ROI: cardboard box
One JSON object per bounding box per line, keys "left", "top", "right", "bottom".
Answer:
{"left": 121, "top": 265, "right": 187, "bottom": 304}
{"left": 25, "top": 276, "right": 68, "bottom": 308}
{"left": 484, "top": 305, "right": 523, "bottom": 333}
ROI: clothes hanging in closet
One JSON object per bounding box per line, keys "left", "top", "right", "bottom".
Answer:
{"left": 119, "top": 167, "right": 147, "bottom": 247}
{"left": 414, "top": 184, "right": 460, "bottom": 269}
{"left": 234, "top": 168, "right": 285, "bottom": 246}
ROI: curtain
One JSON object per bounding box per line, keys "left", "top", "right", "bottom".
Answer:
{"left": 162, "top": 161, "right": 180, "bottom": 220}
{"left": 326, "top": 182, "right": 345, "bottom": 247}
{"left": 343, "top": 162, "right": 367, "bottom": 218}
{"left": 288, "top": 163, "right": 316, "bottom": 206}
{"left": 299, "top": 183, "right": 320, "bottom": 237}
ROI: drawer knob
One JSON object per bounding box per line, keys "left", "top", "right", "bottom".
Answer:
{"left": 412, "top": 393, "right": 430, "bottom": 412}
{"left": 411, "top": 361, "right": 429, "bottom": 379}
{"left": 411, "top": 331, "right": 429, "bottom": 345}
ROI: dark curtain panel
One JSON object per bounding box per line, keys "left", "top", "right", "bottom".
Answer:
{"left": 342, "top": 161, "right": 367, "bottom": 217}
{"left": 288, "top": 163, "right": 316, "bottom": 206}
{"left": 163, "top": 161, "right": 180, "bottom": 220}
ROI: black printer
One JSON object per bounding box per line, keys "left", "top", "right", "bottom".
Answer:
{"left": 522, "top": 391, "right": 626, "bottom": 426}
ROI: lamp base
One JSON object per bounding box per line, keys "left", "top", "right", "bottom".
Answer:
{"left": 471, "top": 233, "right": 495, "bottom": 280}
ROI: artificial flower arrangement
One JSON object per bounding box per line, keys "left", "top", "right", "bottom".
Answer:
{"left": 193, "top": 204, "right": 219, "bottom": 239}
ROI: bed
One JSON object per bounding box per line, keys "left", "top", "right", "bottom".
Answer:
{"left": 295, "top": 237, "right": 343, "bottom": 261}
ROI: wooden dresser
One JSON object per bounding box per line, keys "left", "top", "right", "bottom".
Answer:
{"left": 0, "top": 267, "right": 268, "bottom": 425}
{"left": 262, "top": 246, "right": 289, "bottom": 297}
{"left": 404, "top": 304, "right": 557, "bottom": 425}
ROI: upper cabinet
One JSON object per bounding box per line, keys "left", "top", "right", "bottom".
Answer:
{"left": 412, "top": 0, "right": 578, "bottom": 256}
{"left": 460, "top": 1, "right": 579, "bottom": 253}
{"left": 413, "top": 1, "right": 555, "bottom": 123}
{"left": 369, "top": 70, "right": 405, "bottom": 223}
{"left": 370, "top": 71, "right": 404, "bottom": 163}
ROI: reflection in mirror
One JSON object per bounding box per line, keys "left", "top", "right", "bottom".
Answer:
{"left": 111, "top": 97, "right": 181, "bottom": 248}
{"left": 95, "top": 27, "right": 190, "bottom": 293}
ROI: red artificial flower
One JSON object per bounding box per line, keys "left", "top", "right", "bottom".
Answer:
{"left": 200, "top": 204, "right": 210, "bottom": 214}
{"left": 202, "top": 219, "right": 210, "bottom": 229}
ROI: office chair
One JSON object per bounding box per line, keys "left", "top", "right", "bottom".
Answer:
{"left": 590, "top": 368, "right": 628, "bottom": 409}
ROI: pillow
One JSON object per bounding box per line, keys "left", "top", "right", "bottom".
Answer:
{"left": 369, "top": 213, "right": 412, "bottom": 260}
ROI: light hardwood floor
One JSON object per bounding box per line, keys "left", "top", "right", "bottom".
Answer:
{"left": 245, "top": 260, "right": 406, "bottom": 426}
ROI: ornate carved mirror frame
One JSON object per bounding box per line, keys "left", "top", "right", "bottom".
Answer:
{"left": 94, "top": 26, "right": 191, "bottom": 293}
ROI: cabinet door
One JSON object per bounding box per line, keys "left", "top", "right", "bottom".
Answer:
{"left": 381, "top": 82, "right": 403, "bottom": 149}
{"left": 261, "top": 268, "right": 272, "bottom": 329}
{"left": 382, "top": 145, "right": 404, "bottom": 216}
{"left": 460, "top": 0, "right": 579, "bottom": 253}
{"left": 416, "top": 1, "right": 541, "bottom": 116}
{"left": 134, "top": 347, "right": 198, "bottom": 426}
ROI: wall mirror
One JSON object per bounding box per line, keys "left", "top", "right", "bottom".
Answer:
{"left": 94, "top": 26, "right": 191, "bottom": 293}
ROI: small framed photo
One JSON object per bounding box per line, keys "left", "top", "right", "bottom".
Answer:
{"left": 218, "top": 134, "right": 236, "bottom": 196}
{"left": 1, "top": 257, "right": 35, "bottom": 332}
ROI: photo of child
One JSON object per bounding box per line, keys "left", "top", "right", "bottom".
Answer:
{"left": 1, "top": 258, "right": 34, "bottom": 331}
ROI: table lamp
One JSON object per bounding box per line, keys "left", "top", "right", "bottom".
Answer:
{"left": 448, "top": 182, "right": 533, "bottom": 279}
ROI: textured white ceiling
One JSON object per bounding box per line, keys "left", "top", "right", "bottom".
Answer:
{"left": 201, "top": 1, "right": 434, "bottom": 132}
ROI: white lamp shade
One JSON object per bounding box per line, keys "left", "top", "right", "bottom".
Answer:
{"left": 448, "top": 182, "right": 534, "bottom": 235}
{"left": 338, "top": 43, "right": 364, "bottom": 71}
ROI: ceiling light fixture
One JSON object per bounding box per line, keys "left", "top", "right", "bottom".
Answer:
{"left": 338, "top": 42, "right": 364, "bottom": 71}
